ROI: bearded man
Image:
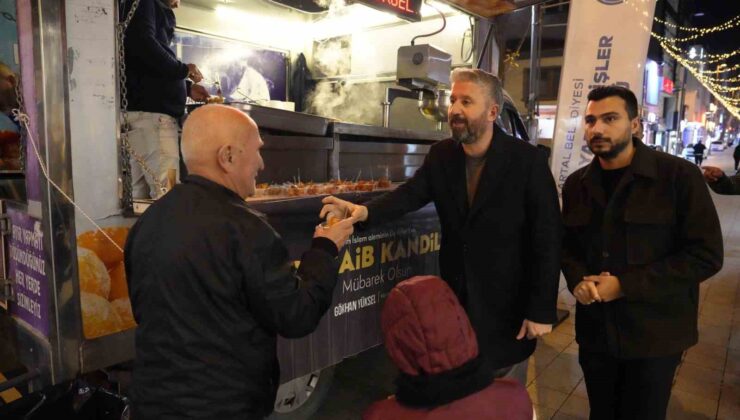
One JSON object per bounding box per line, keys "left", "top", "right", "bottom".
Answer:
{"left": 322, "top": 68, "right": 562, "bottom": 384}
{"left": 561, "top": 86, "right": 723, "bottom": 420}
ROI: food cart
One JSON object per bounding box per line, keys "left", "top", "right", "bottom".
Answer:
{"left": 0, "top": 0, "right": 544, "bottom": 417}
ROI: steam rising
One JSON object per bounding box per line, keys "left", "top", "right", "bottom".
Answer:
{"left": 313, "top": 0, "right": 346, "bottom": 11}
{"left": 306, "top": 0, "right": 385, "bottom": 125}
{"left": 307, "top": 81, "right": 385, "bottom": 125}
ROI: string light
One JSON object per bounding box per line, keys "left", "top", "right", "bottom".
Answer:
{"left": 653, "top": 14, "right": 740, "bottom": 34}
{"left": 702, "top": 63, "right": 740, "bottom": 75}
{"left": 658, "top": 41, "right": 740, "bottom": 114}
{"left": 685, "top": 49, "right": 740, "bottom": 64}
{"left": 660, "top": 42, "right": 740, "bottom": 76}
{"left": 659, "top": 41, "right": 740, "bottom": 119}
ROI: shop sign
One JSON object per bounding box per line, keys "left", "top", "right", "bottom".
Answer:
{"left": 663, "top": 78, "right": 674, "bottom": 94}
{"left": 646, "top": 60, "right": 660, "bottom": 105}
{"left": 355, "top": 0, "right": 422, "bottom": 22}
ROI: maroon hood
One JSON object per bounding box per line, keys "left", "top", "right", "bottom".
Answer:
{"left": 381, "top": 276, "right": 479, "bottom": 376}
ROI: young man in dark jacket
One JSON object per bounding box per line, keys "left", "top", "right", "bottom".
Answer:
{"left": 322, "top": 69, "right": 562, "bottom": 385}
{"left": 561, "top": 86, "right": 723, "bottom": 420}
{"left": 125, "top": 105, "right": 354, "bottom": 419}
{"left": 123, "top": 0, "right": 208, "bottom": 198}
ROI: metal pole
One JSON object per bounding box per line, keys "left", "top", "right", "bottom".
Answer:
{"left": 677, "top": 65, "right": 688, "bottom": 152}
{"left": 527, "top": 4, "right": 541, "bottom": 144}
{"left": 475, "top": 23, "right": 495, "bottom": 70}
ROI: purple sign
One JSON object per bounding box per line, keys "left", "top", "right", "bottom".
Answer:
{"left": 17, "top": 0, "right": 41, "bottom": 203}
{"left": 7, "top": 207, "right": 49, "bottom": 337}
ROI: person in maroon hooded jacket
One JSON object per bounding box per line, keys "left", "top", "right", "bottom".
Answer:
{"left": 364, "top": 276, "right": 533, "bottom": 420}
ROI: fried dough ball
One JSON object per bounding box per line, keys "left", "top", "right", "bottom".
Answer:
{"left": 78, "top": 247, "right": 111, "bottom": 299}
{"left": 77, "top": 227, "right": 129, "bottom": 268}
{"left": 81, "top": 292, "right": 123, "bottom": 339}
{"left": 111, "top": 298, "right": 137, "bottom": 330}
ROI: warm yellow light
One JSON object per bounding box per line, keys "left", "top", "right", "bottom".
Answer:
{"left": 659, "top": 40, "right": 740, "bottom": 119}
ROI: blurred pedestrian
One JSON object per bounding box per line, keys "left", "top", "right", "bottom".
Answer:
{"left": 693, "top": 141, "right": 706, "bottom": 166}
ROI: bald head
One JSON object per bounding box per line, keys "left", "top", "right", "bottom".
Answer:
{"left": 182, "top": 104, "right": 264, "bottom": 198}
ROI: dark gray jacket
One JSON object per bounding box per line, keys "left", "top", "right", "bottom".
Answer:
{"left": 562, "top": 140, "right": 723, "bottom": 358}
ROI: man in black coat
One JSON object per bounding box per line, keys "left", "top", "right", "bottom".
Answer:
{"left": 692, "top": 141, "right": 706, "bottom": 166}
{"left": 322, "top": 69, "right": 562, "bottom": 384}
{"left": 562, "top": 86, "right": 723, "bottom": 420}
{"left": 125, "top": 105, "right": 354, "bottom": 419}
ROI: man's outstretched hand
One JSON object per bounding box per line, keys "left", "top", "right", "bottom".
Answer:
{"left": 320, "top": 196, "right": 368, "bottom": 224}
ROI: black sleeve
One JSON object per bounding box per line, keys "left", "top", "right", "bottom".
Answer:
{"left": 235, "top": 222, "right": 339, "bottom": 338}
{"left": 619, "top": 165, "right": 724, "bottom": 301}
{"left": 524, "top": 152, "right": 563, "bottom": 324}
{"left": 364, "top": 150, "right": 434, "bottom": 226}
{"left": 124, "top": 0, "right": 189, "bottom": 80}
{"left": 561, "top": 176, "right": 590, "bottom": 294}
{"left": 708, "top": 173, "right": 740, "bottom": 195}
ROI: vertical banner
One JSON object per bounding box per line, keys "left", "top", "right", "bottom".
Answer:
{"left": 550, "top": 0, "right": 656, "bottom": 194}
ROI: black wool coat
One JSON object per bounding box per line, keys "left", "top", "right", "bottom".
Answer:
{"left": 365, "top": 124, "right": 563, "bottom": 369}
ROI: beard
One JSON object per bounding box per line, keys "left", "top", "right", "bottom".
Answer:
{"left": 587, "top": 130, "right": 632, "bottom": 160}
{"left": 450, "top": 114, "right": 488, "bottom": 145}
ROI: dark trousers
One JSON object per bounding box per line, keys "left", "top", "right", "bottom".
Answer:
{"left": 579, "top": 350, "right": 681, "bottom": 420}
{"left": 734, "top": 156, "right": 739, "bottom": 170}
{"left": 694, "top": 155, "right": 703, "bottom": 166}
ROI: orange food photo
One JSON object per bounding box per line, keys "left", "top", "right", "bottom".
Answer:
{"left": 108, "top": 261, "right": 130, "bottom": 301}
{"left": 111, "top": 297, "right": 137, "bottom": 330}
{"left": 77, "top": 227, "right": 129, "bottom": 268}
{"left": 77, "top": 247, "right": 111, "bottom": 299}
{"left": 81, "top": 292, "right": 123, "bottom": 339}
